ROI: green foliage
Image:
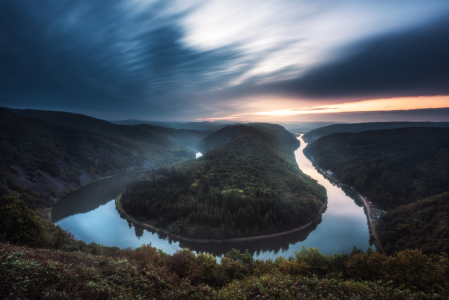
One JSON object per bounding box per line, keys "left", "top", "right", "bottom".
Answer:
{"left": 383, "top": 249, "right": 439, "bottom": 291}
{"left": 0, "top": 109, "right": 207, "bottom": 209}
{"left": 377, "top": 192, "right": 449, "bottom": 254}
{"left": 0, "top": 195, "right": 43, "bottom": 247}
{"left": 121, "top": 125, "right": 326, "bottom": 239}
{"left": 1, "top": 243, "right": 448, "bottom": 299}
{"left": 305, "top": 127, "right": 449, "bottom": 209}
{"left": 295, "top": 246, "right": 330, "bottom": 276}
{"left": 217, "top": 274, "right": 445, "bottom": 299}
{"left": 225, "top": 248, "right": 254, "bottom": 268}
{"left": 305, "top": 127, "right": 449, "bottom": 254}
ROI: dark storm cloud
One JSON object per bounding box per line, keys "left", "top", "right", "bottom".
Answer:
{"left": 263, "top": 14, "right": 449, "bottom": 99}
{"left": 1, "top": 0, "right": 449, "bottom": 120}
{"left": 0, "top": 0, "right": 248, "bottom": 116}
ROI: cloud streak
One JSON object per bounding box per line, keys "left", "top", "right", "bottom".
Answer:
{"left": 0, "top": 0, "right": 448, "bottom": 120}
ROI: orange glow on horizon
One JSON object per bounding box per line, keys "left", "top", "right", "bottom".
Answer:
{"left": 196, "top": 95, "right": 449, "bottom": 121}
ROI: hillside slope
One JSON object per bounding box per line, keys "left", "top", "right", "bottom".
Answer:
{"left": 377, "top": 192, "right": 449, "bottom": 254}
{"left": 303, "top": 122, "right": 449, "bottom": 143}
{"left": 304, "top": 127, "right": 449, "bottom": 209}
{"left": 0, "top": 109, "right": 204, "bottom": 209}
{"left": 10, "top": 108, "right": 210, "bottom": 151}
{"left": 121, "top": 125, "right": 326, "bottom": 239}
{"left": 304, "top": 127, "right": 449, "bottom": 254}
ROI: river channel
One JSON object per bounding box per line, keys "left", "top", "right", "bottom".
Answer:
{"left": 54, "top": 136, "right": 372, "bottom": 258}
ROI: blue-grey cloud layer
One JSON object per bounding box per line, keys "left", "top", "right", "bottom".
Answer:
{"left": 1, "top": 0, "right": 448, "bottom": 119}
{"left": 0, "top": 0, "right": 247, "bottom": 117}
{"left": 264, "top": 14, "right": 449, "bottom": 99}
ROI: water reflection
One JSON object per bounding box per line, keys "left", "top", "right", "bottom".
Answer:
{"left": 52, "top": 172, "right": 144, "bottom": 223}
{"left": 180, "top": 215, "right": 322, "bottom": 257}
{"left": 55, "top": 135, "right": 372, "bottom": 258}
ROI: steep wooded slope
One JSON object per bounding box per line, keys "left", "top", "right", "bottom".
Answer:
{"left": 304, "top": 127, "right": 449, "bottom": 209}
{"left": 303, "top": 122, "right": 449, "bottom": 143}
{"left": 376, "top": 192, "right": 449, "bottom": 254}
{"left": 304, "top": 127, "right": 449, "bottom": 254}
{"left": 0, "top": 108, "right": 204, "bottom": 209}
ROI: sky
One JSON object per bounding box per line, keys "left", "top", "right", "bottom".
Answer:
{"left": 1, "top": 0, "right": 448, "bottom": 122}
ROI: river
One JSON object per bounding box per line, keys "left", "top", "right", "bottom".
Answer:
{"left": 54, "top": 136, "right": 372, "bottom": 258}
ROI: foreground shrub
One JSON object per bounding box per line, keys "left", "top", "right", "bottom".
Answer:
{"left": 0, "top": 244, "right": 214, "bottom": 299}
{"left": 217, "top": 274, "right": 447, "bottom": 300}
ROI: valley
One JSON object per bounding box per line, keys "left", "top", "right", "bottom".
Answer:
{"left": 2, "top": 110, "right": 449, "bottom": 297}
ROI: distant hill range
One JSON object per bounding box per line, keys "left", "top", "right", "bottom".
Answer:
{"left": 121, "top": 124, "right": 326, "bottom": 239}
{"left": 304, "top": 126, "right": 449, "bottom": 254}
{"left": 110, "top": 119, "right": 235, "bottom": 131}
{"left": 0, "top": 108, "right": 210, "bottom": 210}
{"left": 303, "top": 122, "right": 449, "bottom": 143}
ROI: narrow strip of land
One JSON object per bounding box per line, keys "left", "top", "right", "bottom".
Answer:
{"left": 116, "top": 195, "right": 327, "bottom": 244}
{"left": 357, "top": 193, "right": 387, "bottom": 255}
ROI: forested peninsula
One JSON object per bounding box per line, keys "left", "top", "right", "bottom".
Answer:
{"left": 120, "top": 124, "right": 326, "bottom": 239}
{"left": 304, "top": 127, "right": 449, "bottom": 254}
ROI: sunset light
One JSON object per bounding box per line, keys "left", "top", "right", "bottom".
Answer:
{"left": 2, "top": 1, "right": 449, "bottom": 297}
{"left": 197, "top": 95, "right": 449, "bottom": 122}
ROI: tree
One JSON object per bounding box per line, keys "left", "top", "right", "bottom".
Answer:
{"left": 383, "top": 249, "right": 438, "bottom": 291}
{"left": 295, "top": 246, "right": 330, "bottom": 276}
{"left": 0, "top": 194, "right": 43, "bottom": 247}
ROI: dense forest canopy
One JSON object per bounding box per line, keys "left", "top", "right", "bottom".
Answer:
{"left": 376, "top": 192, "right": 449, "bottom": 255}
{"left": 304, "top": 127, "right": 449, "bottom": 209}
{"left": 304, "top": 127, "right": 449, "bottom": 254}
{"left": 303, "top": 122, "right": 449, "bottom": 143}
{"left": 0, "top": 108, "right": 208, "bottom": 209}
{"left": 121, "top": 124, "right": 326, "bottom": 239}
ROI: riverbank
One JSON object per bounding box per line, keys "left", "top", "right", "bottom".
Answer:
{"left": 357, "top": 193, "right": 387, "bottom": 255}
{"left": 116, "top": 194, "right": 327, "bottom": 244}
{"left": 307, "top": 153, "right": 386, "bottom": 255}
{"left": 46, "top": 169, "right": 148, "bottom": 221}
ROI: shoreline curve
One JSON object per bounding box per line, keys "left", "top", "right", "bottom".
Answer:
{"left": 116, "top": 194, "right": 327, "bottom": 244}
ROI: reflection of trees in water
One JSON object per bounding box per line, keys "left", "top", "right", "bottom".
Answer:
{"left": 52, "top": 172, "right": 144, "bottom": 223}
{"left": 176, "top": 217, "right": 323, "bottom": 257}
{"left": 134, "top": 226, "right": 144, "bottom": 239}
{"left": 123, "top": 205, "right": 326, "bottom": 257}
{"left": 341, "top": 185, "right": 363, "bottom": 207}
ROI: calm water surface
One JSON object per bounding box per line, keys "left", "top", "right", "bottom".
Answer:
{"left": 55, "top": 136, "right": 372, "bottom": 258}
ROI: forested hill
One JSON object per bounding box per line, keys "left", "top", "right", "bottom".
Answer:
{"left": 0, "top": 108, "right": 207, "bottom": 210}
{"left": 10, "top": 108, "right": 210, "bottom": 151}
{"left": 198, "top": 123, "right": 300, "bottom": 154}
{"left": 111, "top": 119, "right": 234, "bottom": 131}
{"left": 304, "top": 127, "right": 449, "bottom": 209}
{"left": 303, "top": 122, "right": 449, "bottom": 143}
{"left": 304, "top": 127, "right": 449, "bottom": 254}
{"left": 376, "top": 192, "right": 449, "bottom": 255}
{"left": 121, "top": 125, "right": 326, "bottom": 239}
{"left": 248, "top": 123, "right": 301, "bottom": 150}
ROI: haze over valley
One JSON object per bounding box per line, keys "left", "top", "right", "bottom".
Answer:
{"left": 1, "top": 0, "right": 449, "bottom": 298}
